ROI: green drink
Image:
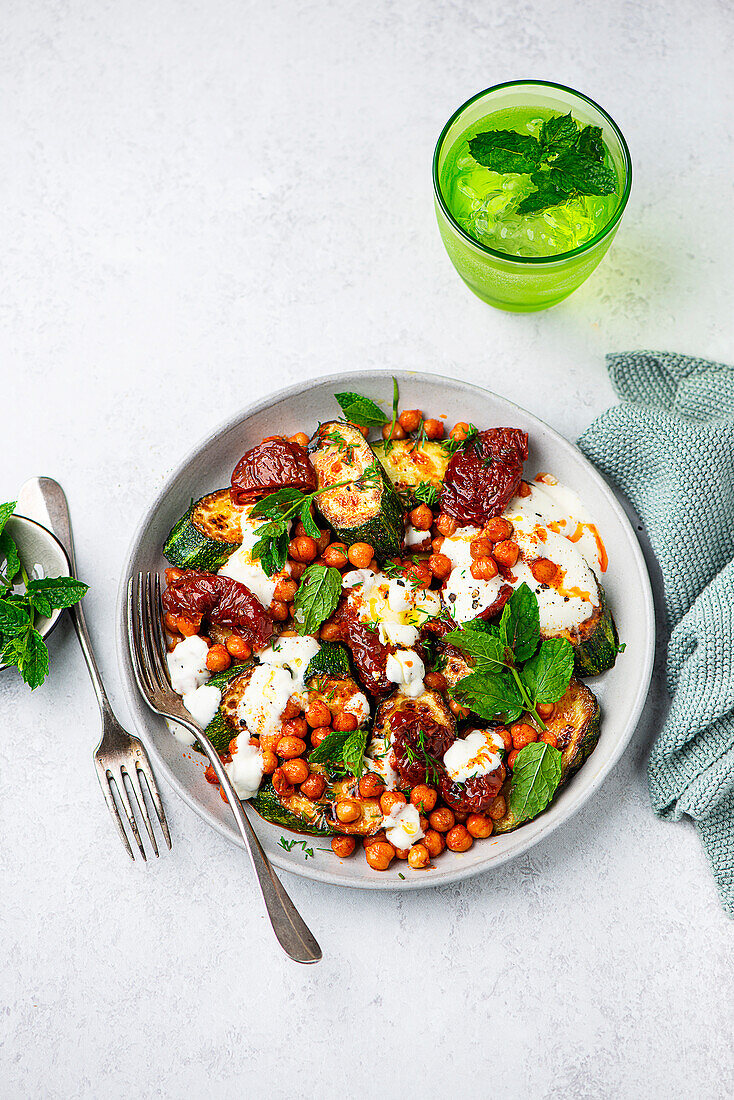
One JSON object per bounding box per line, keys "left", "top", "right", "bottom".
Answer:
{"left": 433, "top": 82, "right": 632, "bottom": 311}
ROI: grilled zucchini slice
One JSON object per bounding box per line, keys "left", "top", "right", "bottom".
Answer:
{"left": 372, "top": 439, "right": 450, "bottom": 499}
{"left": 304, "top": 642, "right": 352, "bottom": 681}
{"left": 202, "top": 664, "right": 255, "bottom": 753}
{"left": 252, "top": 773, "right": 382, "bottom": 837}
{"left": 570, "top": 583, "right": 619, "bottom": 677}
{"left": 492, "top": 677, "right": 601, "bottom": 834}
{"left": 163, "top": 489, "right": 242, "bottom": 571}
{"left": 309, "top": 421, "right": 404, "bottom": 560}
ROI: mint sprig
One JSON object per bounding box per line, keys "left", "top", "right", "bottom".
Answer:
{"left": 292, "top": 565, "right": 342, "bottom": 636}
{"left": 308, "top": 726, "right": 369, "bottom": 778}
{"left": 334, "top": 392, "right": 388, "bottom": 428}
{"left": 0, "top": 501, "right": 88, "bottom": 688}
{"left": 509, "top": 741, "right": 563, "bottom": 824}
{"left": 445, "top": 584, "right": 574, "bottom": 729}
{"left": 468, "top": 110, "right": 617, "bottom": 216}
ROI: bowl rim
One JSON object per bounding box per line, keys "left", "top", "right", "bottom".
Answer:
{"left": 116, "top": 368, "right": 655, "bottom": 890}
{"left": 432, "top": 79, "right": 633, "bottom": 266}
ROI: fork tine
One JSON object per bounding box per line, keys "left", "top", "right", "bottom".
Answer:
{"left": 151, "top": 573, "right": 169, "bottom": 673}
{"left": 94, "top": 758, "right": 134, "bottom": 860}
{"left": 110, "top": 765, "right": 147, "bottom": 860}
{"left": 128, "top": 576, "right": 154, "bottom": 696}
{"left": 145, "top": 572, "right": 173, "bottom": 690}
{"left": 126, "top": 762, "right": 159, "bottom": 857}
{"left": 140, "top": 573, "right": 167, "bottom": 692}
{"left": 135, "top": 754, "right": 172, "bottom": 850}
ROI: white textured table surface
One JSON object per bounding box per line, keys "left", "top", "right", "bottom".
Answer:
{"left": 2, "top": 2, "right": 733, "bottom": 1097}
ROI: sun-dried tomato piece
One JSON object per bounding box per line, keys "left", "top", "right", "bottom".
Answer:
{"left": 162, "top": 572, "right": 273, "bottom": 648}
{"left": 390, "top": 705, "right": 455, "bottom": 787}
{"left": 230, "top": 438, "right": 317, "bottom": 505}
{"left": 440, "top": 428, "right": 529, "bottom": 525}
{"left": 440, "top": 766, "right": 506, "bottom": 814}
{"left": 327, "top": 599, "right": 394, "bottom": 697}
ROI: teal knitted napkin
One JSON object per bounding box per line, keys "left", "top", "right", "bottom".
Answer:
{"left": 578, "top": 351, "right": 734, "bottom": 916}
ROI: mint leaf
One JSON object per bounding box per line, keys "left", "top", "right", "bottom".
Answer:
{"left": 0, "top": 501, "right": 17, "bottom": 535}
{"left": 299, "top": 500, "right": 321, "bottom": 539}
{"left": 342, "top": 727, "right": 369, "bottom": 778}
{"left": 26, "top": 576, "right": 89, "bottom": 610}
{"left": 28, "top": 593, "right": 53, "bottom": 618}
{"left": 0, "top": 531, "right": 20, "bottom": 591}
{"left": 516, "top": 171, "right": 572, "bottom": 216}
{"left": 522, "top": 637, "right": 574, "bottom": 705}
{"left": 250, "top": 488, "right": 306, "bottom": 519}
{"left": 540, "top": 112, "right": 578, "bottom": 155}
{"left": 468, "top": 130, "right": 542, "bottom": 174}
{"left": 444, "top": 627, "right": 508, "bottom": 670}
{"left": 576, "top": 124, "right": 604, "bottom": 163}
{"left": 499, "top": 583, "right": 540, "bottom": 663}
{"left": 308, "top": 728, "right": 351, "bottom": 766}
{"left": 5, "top": 628, "right": 50, "bottom": 689}
{"left": 334, "top": 391, "right": 388, "bottom": 427}
{"left": 509, "top": 742, "right": 562, "bottom": 823}
{"left": 0, "top": 599, "right": 31, "bottom": 635}
{"left": 451, "top": 669, "right": 524, "bottom": 724}
{"left": 551, "top": 151, "right": 617, "bottom": 196}
{"left": 293, "top": 565, "right": 342, "bottom": 636}
{"left": 252, "top": 528, "right": 289, "bottom": 577}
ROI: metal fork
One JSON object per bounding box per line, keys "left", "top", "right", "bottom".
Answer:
{"left": 20, "top": 477, "right": 171, "bottom": 860}
{"left": 127, "top": 572, "right": 322, "bottom": 964}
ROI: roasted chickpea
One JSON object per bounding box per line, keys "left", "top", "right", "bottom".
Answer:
{"left": 225, "top": 634, "right": 252, "bottom": 660}
{"left": 540, "top": 730, "right": 559, "bottom": 748}
{"left": 363, "top": 830, "right": 387, "bottom": 849}
{"left": 317, "top": 529, "right": 331, "bottom": 553}
{"left": 177, "top": 616, "right": 201, "bottom": 637}
{"left": 289, "top": 536, "right": 318, "bottom": 563}
{"left": 488, "top": 794, "right": 507, "bottom": 821}
{"left": 403, "top": 561, "right": 432, "bottom": 589}
{"left": 273, "top": 578, "right": 298, "bottom": 602}
{"left": 332, "top": 711, "right": 359, "bottom": 733}
{"left": 471, "top": 558, "right": 498, "bottom": 581}
{"left": 289, "top": 432, "right": 310, "bottom": 448}
{"left": 449, "top": 421, "right": 471, "bottom": 441}
{"left": 423, "top": 829, "right": 445, "bottom": 858}
{"left": 205, "top": 644, "right": 231, "bottom": 672}
{"left": 537, "top": 702, "right": 555, "bottom": 719}
{"left": 410, "top": 785, "right": 438, "bottom": 813}
{"left": 164, "top": 567, "right": 185, "bottom": 585}
{"left": 446, "top": 824, "right": 474, "bottom": 852}
{"left": 319, "top": 620, "right": 341, "bottom": 642}
{"left": 423, "top": 671, "right": 448, "bottom": 692}
{"left": 365, "top": 842, "right": 396, "bottom": 871}
{"left": 517, "top": 481, "right": 532, "bottom": 497}
{"left": 435, "top": 513, "right": 457, "bottom": 537}
{"left": 495, "top": 726, "right": 513, "bottom": 753}
{"left": 347, "top": 542, "right": 374, "bottom": 569}
{"left": 448, "top": 698, "right": 470, "bottom": 719}
{"left": 408, "top": 843, "right": 430, "bottom": 869}
{"left": 282, "top": 717, "right": 308, "bottom": 739}
{"left": 466, "top": 814, "right": 493, "bottom": 839}
{"left": 507, "top": 749, "right": 520, "bottom": 770}
{"left": 485, "top": 516, "right": 514, "bottom": 542}
{"left": 322, "top": 542, "right": 348, "bottom": 568}
{"left": 282, "top": 758, "right": 309, "bottom": 785}
{"left": 422, "top": 418, "right": 444, "bottom": 440}
{"left": 429, "top": 807, "right": 455, "bottom": 833}
{"left": 511, "top": 722, "right": 538, "bottom": 750}
{"left": 398, "top": 409, "right": 422, "bottom": 433}
{"left": 260, "top": 750, "right": 278, "bottom": 776}
{"left": 281, "top": 698, "right": 301, "bottom": 721}
{"left": 531, "top": 557, "right": 558, "bottom": 585}
{"left": 470, "top": 536, "right": 494, "bottom": 560}
{"left": 380, "top": 791, "right": 407, "bottom": 816}
{"left": 335, "top": 798, "right": 361, "bottom": 824}
{"left": 393, "top": 847, "right": 409, "bottom": 860}
{"left": 276, "top": 735, "right": 307, "bottom": 759}
{"left": 288, "top": 561, "right": 307, "bottom": 580}
{"left": 300, "top": 772, "right": 326, "bottom": 799}
{"left": 493, "top": 540, "right": 520, "bottom": 568}
{"left": 331, "top": 835, "right": 356, "bottom": 858}
{"left": 410, "top": 503, "right": 433, "bottom": 530}
{"left": 163, "top": 611, "right": 181, "bottom": 633}
{"left": 382, "top": 420, "right": 408, "bottom": 441}
{"left": 429, "top": 552, "right": 452, "bottom": 580}
{"left": 305, "top": 701, "right": 331, "bottom": 728}
{"left": 310, "top": 726, "right": 332, "bottom": 748}
{"left": 431, "top": 535, "right": 445, "bottom": 553}
{"left": 358, "top": 773, "right": 385, "bottom": 799}
{"left": 272, "top": 768, "right": 295, "bottom": 798}
{"left": 270, "top": 600, "right": 289, "bottom": 622}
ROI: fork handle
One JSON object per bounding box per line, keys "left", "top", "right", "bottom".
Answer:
{"left": 20, "top": 477, "right": 114, "bottom": 719}
{"left": 175, "top": 715, "right": 322, "bottom": 964}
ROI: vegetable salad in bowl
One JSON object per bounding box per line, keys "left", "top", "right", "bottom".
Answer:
{"left": 158, "top": 380, "right": 621, "bottom": 874}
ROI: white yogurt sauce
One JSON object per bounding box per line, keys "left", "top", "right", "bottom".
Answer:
{"left": 235, "top": 636, "right": 320, "bottom": 741}
{"left": 225, "top": 741, "right": 264, "bottom": 800}
{"left": 166, "top": 635, "right": 222, "bottom": 743}
{"left": 382, "top": 802, "right": 425, "bottom": 850}
{"left": 342, "top": 570, "right": 441, "bottom": 647}
{"left": 182, "top": 683, "right": 222, "bottom": 729}
{"left": 443, "top": 729, "right": 505, "bottom": 783}
{"left": 218, "top": 504, "right": 291, "bottom": 609}
{"left": 365, "top": 733, "right": 399, "bottom": 790}
{"left": 405, "top": 524, "right": 432, "bottom": 549}
{"left": 506, "top": 475, "right": 607, "bottom": 574}
{"left": 385, "top": 649, "right": 426, "bottom": 698}
{"left": 442, "top": 527, "right": 503, "bottom": 622}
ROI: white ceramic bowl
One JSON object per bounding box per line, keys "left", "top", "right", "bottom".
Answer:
{"left": 116, "top": 371, "right": 654, "bottom": 890}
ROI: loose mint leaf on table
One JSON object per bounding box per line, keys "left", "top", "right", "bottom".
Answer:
{"left": 498, "top": 583, "right": 540, "bottom": 663}
{"left": 0, "top": 599, "right": 30, "bottom": 636}
{"left": 0, "top": 531, "right": 21, "bottom": 591}
{"left": 551, "top": 151, "right": 617, "bottom": 196}
{"left": 26, "top": 576, "right": 89, "bottom": 610}
{"left": 451, "top": 669, "right": 524, "bottom": 724}
{"left": 576, "top": 124, "right": 605, "bottom": 162}
{"left": 334, "top": 392, "right": 388, "bottom": 427}
{"left": 522, "top": 636, "right": 574, "bottom": 705}
{"left": 509, "top": 741, "right": 563, "bottom": 824}
{"left": 515, "top": 172, "right": 572, "bottom": 216}
{"left": 540, "top": 112, "right": 579, "bottom": 155}
{"left": 342, "top": 727, "right": 369, "bottom": 778}
{"left": 0, "top": 501, "right": 17, "bottom": 535}
{"left": 293, "top": 565, "right": 342, "bottom": 636}
{"left": 468, "top": 130, "right": 543, "bottom": 174}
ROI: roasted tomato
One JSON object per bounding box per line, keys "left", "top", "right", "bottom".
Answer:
{"left": 162, "top": 572, "right": 273, "bottom": 648}
{"left": 440, "top": 766, "right": 506, "bottom": 814}
{"left": 440, "top": 428, "right": 528, "bottom": 525}
{"left": 231, "top": 438, "right": 317, "bottom": 505}
{"left": 327, "top": 600, "right": 393, "bottom": 697}
{"left": 391, "top": 707, "right": 455, "bottom": 787}
{"left": 476, "top": 583, "right": 514, "bottom": 620}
